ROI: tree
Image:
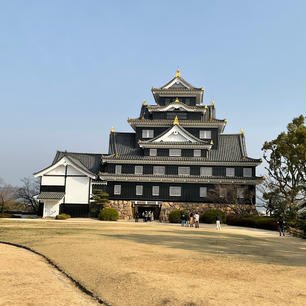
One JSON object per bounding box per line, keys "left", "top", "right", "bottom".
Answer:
{"left": 208, "top": 185, "right": 256, "bottom": 216}
{"left": 0, "top": 183, "right": 17, "bottom": 214}
{"left": 89, "top": 189, "right": 110, "bottom": 217}
{"left": 17, "top": 177, "right": 40, "bottom": 213}
{"left": 262, "top": 115, "right": 306, "bottom": 218}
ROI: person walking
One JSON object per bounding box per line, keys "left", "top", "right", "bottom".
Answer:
{"left": 189, "top": 213, "right": 194, "bottom": 227}
{"left": 135, "top": 212, "right": 139, "bottom": 222}
{"left": 150, "top": 211, "right": 154, "bottom": 221}
{"left": 194, "top": 212, "right": 200, "bottom": 228}
{"left": 216, "top": 215, "right": 222, "bottom": 230}
{"left": 278, "top": 217, "right": 285, "bottom": 236}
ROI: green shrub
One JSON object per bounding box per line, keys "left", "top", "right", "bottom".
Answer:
{"left": 226, "top": 216, "right": 278, "bottom": 231}
{"left": 55, "top": 213, "right": 71, "bottom": 220}
{"left": 0, "top": 213, "right": 13, "bottom": 218}
{"left": 98, "top": 208, "right": 119, "bottom": 221}
{"left": 200, "top": 210, "right": 226, "bottom": 224}
{"left": 168, "top": 210, "right": 187, "bottom": 223}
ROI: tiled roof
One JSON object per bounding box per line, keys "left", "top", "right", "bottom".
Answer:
{"left": 37, "top": 192, "right": 65, "bottom": 200}
{"left": 53, "top": 151, "right": 102, "bottom": 174}
{"left": 105, "top": 132, "right": 260, "bottom": 163}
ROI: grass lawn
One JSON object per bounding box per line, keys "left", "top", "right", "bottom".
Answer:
{"left": 0, "top": 219, "right": 305, "bottom": 306}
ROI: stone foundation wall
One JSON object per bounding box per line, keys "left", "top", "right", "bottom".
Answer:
{"left": 108, "top": 200, "right": 257, "bottom": 221}
{"left": 106, "top": 200, "right": 133, "bottom": 220}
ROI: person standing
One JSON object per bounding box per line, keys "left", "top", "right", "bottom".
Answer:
{"left": 150, "top": 211, "right": 154, "bottom": 221}
{"left": 189, "top": 213, "right": 194, "bottom": 227}
{"left": 181, "top": 213, "right": 186, "bottom": 227}
{"left": 135, "top": 212, "right": 139, "bottom": 222}
{"left": 278, "top": 217, "right": 285, "bottom": 236}
{"left": 216, "top": 215, "right": 222, "bottom": 230}
{"left": 194, "top": 212, "right": 200, "bottom": 228}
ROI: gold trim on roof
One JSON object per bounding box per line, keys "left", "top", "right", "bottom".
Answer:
{"left": 110, "top": 127, "right": 115, "bottom": 133}
{"left": 176, "top": 68, "right": 181, "bottom": 77}
{"left": 173, "top": 116, "right": 179, "bottom": 125}
{"left": 240, "top": 128, "right": 244, "bottom": 134}
{"left": 211, "top": 100, "right": 215, "bottom": 106}
{"left": 174, "top": 98, "right": 180, "bottom": 103}
{"left": 210, "top": 140, "right": 214, "bottom": 145}
{"left": 142, "top": 99, "right": 147, "bottom": 106}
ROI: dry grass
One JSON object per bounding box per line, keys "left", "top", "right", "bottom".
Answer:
{"left": 0, "top": 219, "right": 305, "bottom": 306}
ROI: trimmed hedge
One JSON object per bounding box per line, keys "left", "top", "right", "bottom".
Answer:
{"left": 168, "top": 210, "right": 187, "bottom": 223}
{"left": 55, "top": 213, "right": 71, "bottom": 220}
{"left": 200, "top": 210, "right": 226, "bottom": 224}
{"left": 98, "top": 208, "right": 119, "bottom": 221}
{"left": 0, "top": 213, "right": 13, "bottom": 218}
{"left": 226, "top": 216, "right": 278, "bottom": 231}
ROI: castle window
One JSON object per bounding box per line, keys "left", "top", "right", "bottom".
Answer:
{"left": 115, "top": 165, "right": 122, "bottom": 174}
{"left": 142, "top": 129, "right": 154, "bottom": 138}
{"left": 194, "top": 149, "right": 201, "bottom": 157}
{"left": 170, "top": 186, "right": 181, "bottom": 196}
{"left": 149, "top": 149, "right": 157, "bottom": 156}
{"left": 200, "top": 187, "right": 207, "bottom": 197}
{"left": 169, "top": 149, "right": 181, "bottom": 156}
{"left": 153, "top": 166, "right": 165, "bottom": 175}
{"left": 219, "top": 188, "right": 227, "bottom": 198}
{"left": 199, "top": 130, "right": 211, "bottom": 139}
{"left": 136, "top": 185, "right": 143, "bottom": 196}
{"left": 243, "top": 168, "right": 252, "bottom": 177}
{"left": 237, "top": 188, "right": 244, "bottom": 199}
{"left": 178, "top": 167, "right": 190, "bottom": 176}
{"left": 135, "top": 165, "right": 143, "bottom": 175}
{"left": 152, "top": 186, "right": 159, "bottom": 196}
{"left": 226, "top": 168, "right": 235, "bottom": 177}
{"left": 114, "top": 185, "right": 121, "bottom": 195}
{"left": 200, "top": 167, "right": 212, "bottom": 176}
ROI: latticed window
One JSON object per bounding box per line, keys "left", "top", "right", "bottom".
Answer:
{"left": 178, "top": 167, "right": 190, "bottom": 176}
{"left": 243, "top": 168, "right": 252, "bottom": 177}
{"left": 149, "top": 149, "right": 157, "bottom": 156}
{"left": 136, "top": 185, "right": 143, "bottom": 196}
{"left": 153, "top": 166, "right": 165, "bottom": 175}
{"left": 194, "top": 149, "right": 201, "bottom": 157}
{"left": 169, "top": 186, "right": 181, "bottom": 196}
{"left": 142, "top": 129, "right": 154, "bottom": 138}
{"left": 169, "top": 149, "right": 181, "bottom": 156}
{"left": 200, "top": 187, "right": 207, "bottom": 197}
{"left": 152, "top": 186, "right": 159, "bottom": 196}
{"left": 115, "top": 165, "right": 122, "bottom": 174}
{"left": 237, "top": 188, "right": 244, "bottom": 199}
{"left": 200, "top": 167, "right": 212, "bottom": 176}
{"left": 199, "top": 130, "right": 211, "bottom": 139}
{"left": 226, "top": 168, "right": 235, "bottom": 177}
{"left": 135, "top": 165, "right": 143, "bottom": 175}
{"left": 219, "top": 188, "right": 227, "bottom": 198}
{"left": 114, "top": 185, "right": 121, "bottom": 195}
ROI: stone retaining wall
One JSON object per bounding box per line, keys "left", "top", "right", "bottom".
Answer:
{"left": 108, "top": 200, "right": 257, "bottom": 221}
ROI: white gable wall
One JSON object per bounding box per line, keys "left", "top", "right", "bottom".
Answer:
{"left": 47, "top": 165, "right": 66, "bottom": 175}
{"left": 41, "top": 176, "right": 65, "bottom": 185}
{"left": 65, "top": 176, "right": 89, "bottom": 204}
{"left": 67, "top": 165, "right": 85, "bottom": 175}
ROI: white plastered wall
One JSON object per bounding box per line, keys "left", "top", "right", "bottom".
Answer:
{"left": 43, "top": 200, "right": 61, "bottom": 217}
{"left": 41, "top": 176, "right": 65, "bottom": 185}
{"left": 65, "top": 176, "right": 89, "bottom": 204}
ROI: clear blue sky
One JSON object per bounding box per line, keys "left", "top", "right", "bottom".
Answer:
{"left": 0, "top": 0, "right": 305, "bottom": 186}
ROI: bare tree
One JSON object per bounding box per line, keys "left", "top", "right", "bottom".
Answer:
{"left": 17, "top": 177, "right": 40, "bottom": 213}
{"left": 0, "top": 179, "right": 17, "bottom": 214}
{"left": 208, "top": 185, "right": 256, "bottom": 216}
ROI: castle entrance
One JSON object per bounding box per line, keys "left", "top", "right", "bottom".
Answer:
{"left": 132, "top": 201, "right": 162, "bottom": 221}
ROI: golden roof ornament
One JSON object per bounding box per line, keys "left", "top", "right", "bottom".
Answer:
{"left": 142, "top": 99, "right": 147, "bottom": 106}
{"left": 115, "top": 153, "right": 119, "bottom": 158}
{"left": 240, "top": 128, "right": 244, "bottom": 134}
{"left": 201, "top": 87, "right": 204, "bottom": 91}
{"left": 173, "top": 115, "right": 179, "bottom": 125}
{"left": 211, "top": 100, "right": 215, "bottom": 106}
{"left": 141, "top": 116, "right": 145, "bottom": 120}
{"left": 210, "top": 140, "right": 214, "bottom": 145}
{"left": 110, "top": 126, "right": 115, "bottom": 133}
{"left": 242, "top": 156, "right": 247, "bottom": 160}
{"left": 209, "top": 117, "right": 213, "bottom": 122}
{"left": 174, "top": 98, "right": 180, "bottom": 103}
{"left": 224, "top": 119, "right": 227, "bottom": 123}
{"left": 175, "top": 68, "right": 181, "bottom": 78}
{"left": 204, "top": 105, "right": 208, "bottom": 109}
{"left": 262, "top": 176, "right": 266, "bottom": 180}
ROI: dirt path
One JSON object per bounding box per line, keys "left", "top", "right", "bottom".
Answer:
{"left": 0, "top": 243, "right": 99, "bottom": 306}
